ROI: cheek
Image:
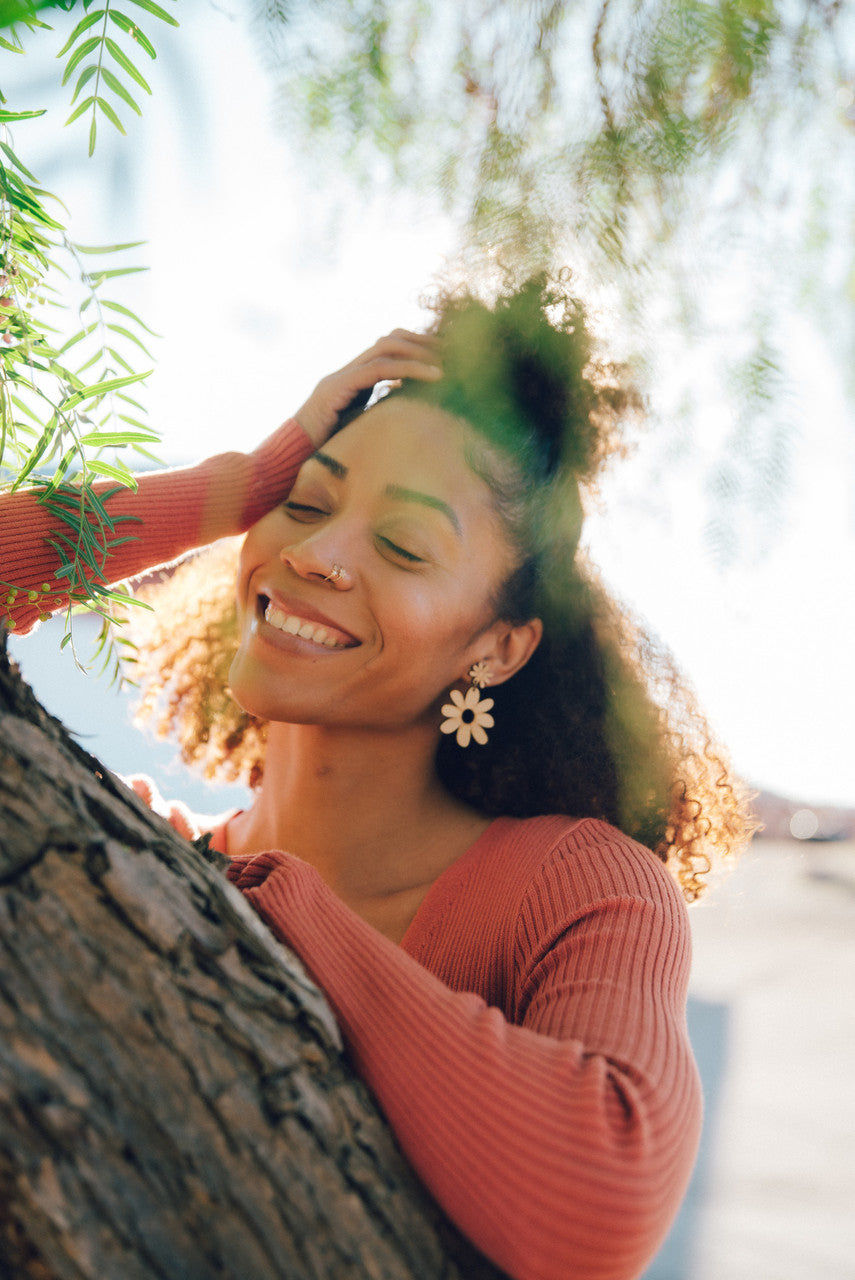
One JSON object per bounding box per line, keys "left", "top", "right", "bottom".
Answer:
{"left": 234, "top": 541, "right": 253, "bottom": 622}
{"left": 242, "top": 511, "right": 281, "bottom": 562}
{"left": 379, "top": 582, "right": 490, "bottom": 670}
{"left": 236, "top": 516, "right": 280, "bottom": 606}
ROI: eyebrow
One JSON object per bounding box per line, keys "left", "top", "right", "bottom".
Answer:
{"left": 310, "top": 452, "right": 462, "bottom": 535}
{"left": 384, "top": 485, "right": 462, "bottom": 535}
{"left": 312, "top": 450, "right": 348, "bottom": 479}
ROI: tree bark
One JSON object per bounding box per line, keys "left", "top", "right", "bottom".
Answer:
{"left": 0, "top": 632, "right": 506, "bottom": 1280}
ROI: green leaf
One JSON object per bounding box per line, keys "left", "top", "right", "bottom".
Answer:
{"left": 114, "top": 391, "right": 146, "bottom": 411}
{"left": 105, "top": 321, "right": 152, "bottom": 356}
{"left": 10, "top": 394, "right": 44, "bottom": 424}
{"left": 76, "top": 239, "right": 145, "bottom": 254}
{"left": 97, "top": 587, "right": 142, "bottom": 608}
{"left": 130, "top": 444, "right": 162, "bottom": 464}
{"left": 85, "top": 265, "right": 149, "bottom": 284}
{"left": 100, "top": 65, "right": 142, "bottom": 115}
{"left": 57, "top": 321, "right": 99, "bottom": 353}
{"left": 65, "top": 94, "right": 96, "bottom": 127}
{"left": 46, "top": 530, "right": 84, "bottom": 560}
{"left": 73, "top": 536, "right": 103, "bottom": 577}
{"left": 0, "top": 107, "right": 47, "bottom": 122}
{"left": 108, "top": 9, "right": 156, "bottom": 58}
{"left": 0, "top": 139, "right": 40, "bottom": 181}
{"left": 105, "top": 345, "right": 135, "bottom": 373}
{"left": 86, "top": 460, "right": 138, "bottom": 488}
{"left": 102, "top": 298, "right": 159, "bottom": 335}
{"left": 75, "top": 348, "right": 105, "bottom": 377}
{"left": 56, "top": 9, "right": 105, "bottom": 59}
{"left": 47, "top": 446, "right": 79, "bottom": 491}
{"left": 96, "top": 95, "right": 126, "bottom": 134}
{"left": 80, "top": 429, "right": 159, "bottom": 446}
{"left": 88, "top": 114, "right": 97, "bottom": 156}
{"left": 61, "top": 35, "right": 101, "bottom": 86}
{"left": 70, "top": 63, "right": 98, "bottom": 105}
{"left": 125, "top": 0, "right": 177, "bottom": 27}
{"left": 0, "top": 0, "right": 57, "bottom": 28}
{"left": 104, "top": 36, "right": 151, "bottom": 92}
{"left": 12, "top": 419, "right": 58, "bottom": 490}
{"left": 61, "top": 367, "right": 152, "bottom": 410}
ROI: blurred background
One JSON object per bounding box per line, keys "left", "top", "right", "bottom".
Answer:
{"left": 4, "top": 1, "right": 855, "bottom": 1276}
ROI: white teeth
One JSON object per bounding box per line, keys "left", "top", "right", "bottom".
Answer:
{"left": 263, "top": 602, "right": 348, "bottom": 648}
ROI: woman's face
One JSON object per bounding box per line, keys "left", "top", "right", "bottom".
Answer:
{"left": 229, "top": 397, "right": 524, "bottom": 731}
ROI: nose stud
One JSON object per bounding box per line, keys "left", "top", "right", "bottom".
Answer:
{"left": 323, "top": 563, "right": 346, "bottom": 584}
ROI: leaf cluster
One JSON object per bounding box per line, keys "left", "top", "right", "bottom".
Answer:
{"left": 0, "top": 0, "right": 177, "bottom": 678}
{"left": 57, "top": 0, "right": 177, "bottom": 156}
{"left": 260, "top": 0, "right": 854, "bottom": 552}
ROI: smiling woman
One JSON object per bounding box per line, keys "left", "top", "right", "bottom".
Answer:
{"left": 2, "top": 275, "right": 754, "bottom": 1280}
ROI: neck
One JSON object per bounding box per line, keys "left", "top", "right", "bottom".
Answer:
{"left": 229, "top": 720, "right": 487, "bottom": 901}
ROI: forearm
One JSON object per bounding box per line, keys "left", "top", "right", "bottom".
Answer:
{"left": 1, "top": 419, "right": 312, "bottom": 633}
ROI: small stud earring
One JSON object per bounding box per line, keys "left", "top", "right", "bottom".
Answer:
{"left": 440, "top": 662, "right": 494, "bottom": 748}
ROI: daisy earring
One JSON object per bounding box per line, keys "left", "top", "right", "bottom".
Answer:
{"left": 440, "top": 662, "right": 495, "bottom": 748}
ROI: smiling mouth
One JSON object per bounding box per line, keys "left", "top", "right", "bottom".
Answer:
{"left": 257, "top": 596, "right": 358, "bottom": 649}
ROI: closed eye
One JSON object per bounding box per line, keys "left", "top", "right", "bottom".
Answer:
{"left": 282, "top": 500, "right": 327, "bottom": 520}
{"left": 376, "top": 535, "right": 426, "bottom": 565}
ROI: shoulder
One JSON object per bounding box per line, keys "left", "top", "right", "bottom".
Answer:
{"left": 452, "top": 814, "right": 689, "bottom": 983}
{"left": 483, "top": 813, "right": 684, "bottom": 910}
{"left": 431, "top": 814, "right": 694, "bottom": 1030}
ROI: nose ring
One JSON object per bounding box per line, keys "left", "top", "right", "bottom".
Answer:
{"left": 323, "top": 563, "right": 346, "bottom": 584}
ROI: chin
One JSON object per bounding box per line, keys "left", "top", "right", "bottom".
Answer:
{"left": 227, "top": 650, "right": 273, "bottom": 721}
{"left": 228, "top": 649, "right": 314, "bottom": 726}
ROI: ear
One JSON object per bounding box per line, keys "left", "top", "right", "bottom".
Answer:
{"left": 472, "top": 616, "right": 543, "bottom": 688}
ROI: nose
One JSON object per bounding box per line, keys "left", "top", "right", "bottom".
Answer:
{"left": 279, "top": 529, "right": 354, "bottom": 589}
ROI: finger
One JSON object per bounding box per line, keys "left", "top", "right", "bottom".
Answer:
{"left": 343, "top": 331, "right": 440, "bottom": 372}
{"left": 344, "top": 355, "right": 443, "bottom": 388}
{"left": 225, "top": 854, "right": 256, "bottom": 883}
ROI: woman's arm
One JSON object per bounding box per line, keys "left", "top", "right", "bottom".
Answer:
{"left": 0, "top": 422, "right": 313, "bottom": 634}
{"left": 229, "top": 831, "right": 702, "bottom": 1280}
{"left": 1, "top": 331, "right": 441, "bottom": 634}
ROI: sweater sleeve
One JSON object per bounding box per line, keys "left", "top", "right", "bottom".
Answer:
{"left": 0, "top": 419, "right": 313, "bottom": 634}
{"left": 236, "top": 833, "right": 703, "bottom": 1280}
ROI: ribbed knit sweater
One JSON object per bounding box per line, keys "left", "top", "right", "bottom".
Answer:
{"left": 2, "top": 419, "right": 703, "bottom": 1280}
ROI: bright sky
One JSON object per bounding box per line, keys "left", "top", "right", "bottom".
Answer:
{"left": 7, "top": 0, "right": 855, "bottom": 806}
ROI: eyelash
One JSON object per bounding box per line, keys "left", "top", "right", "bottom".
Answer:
{"left": 376, "top": 536, "right": 425, "bottom": 564}
{"left": 282, "top": 501, "right": 324, "bottom": 519}
{"left": 282, "top": 502, "right": 426, "bottom": 566}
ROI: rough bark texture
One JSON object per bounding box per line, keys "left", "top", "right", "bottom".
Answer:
{"left": 0, "top": 633, "right": 506, "bottom": 1280}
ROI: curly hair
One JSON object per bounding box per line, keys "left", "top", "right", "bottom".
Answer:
{"left": 130, "top": 274, "right": 755, "bottom": 901}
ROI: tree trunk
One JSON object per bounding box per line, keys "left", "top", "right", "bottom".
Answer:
{"left": 0, "top": 632, "right": 505, "bottom": 1280}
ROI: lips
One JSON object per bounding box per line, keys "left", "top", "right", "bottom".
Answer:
{"left": 256, "top": 590, "right": 360, "bottom": 650}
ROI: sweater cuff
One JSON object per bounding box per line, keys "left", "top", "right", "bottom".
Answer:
{"left": 239, "top": 418, "right": 314, "bottom": 529}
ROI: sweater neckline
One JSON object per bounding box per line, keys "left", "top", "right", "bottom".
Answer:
{"left": 210, "top": 810, "right": 530, "bottom": 950}
{"left": 398, "top": 815, "right": 514, "bottom": 952}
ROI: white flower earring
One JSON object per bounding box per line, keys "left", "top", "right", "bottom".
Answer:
{"left": 440, "top": 662, "right": 495, "bottom": 748}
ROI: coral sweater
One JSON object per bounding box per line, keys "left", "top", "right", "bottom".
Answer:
{"left": 2, "top": 419, "right": 703, "bottom": 1280}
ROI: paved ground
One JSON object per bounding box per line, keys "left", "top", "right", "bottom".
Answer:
{"left": 644, "top": 839, "right": 855, "bottom": 1280}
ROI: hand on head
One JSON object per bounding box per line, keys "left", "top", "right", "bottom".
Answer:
{"left": 295, "top": 330, "right": 441, "bottom": 447}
